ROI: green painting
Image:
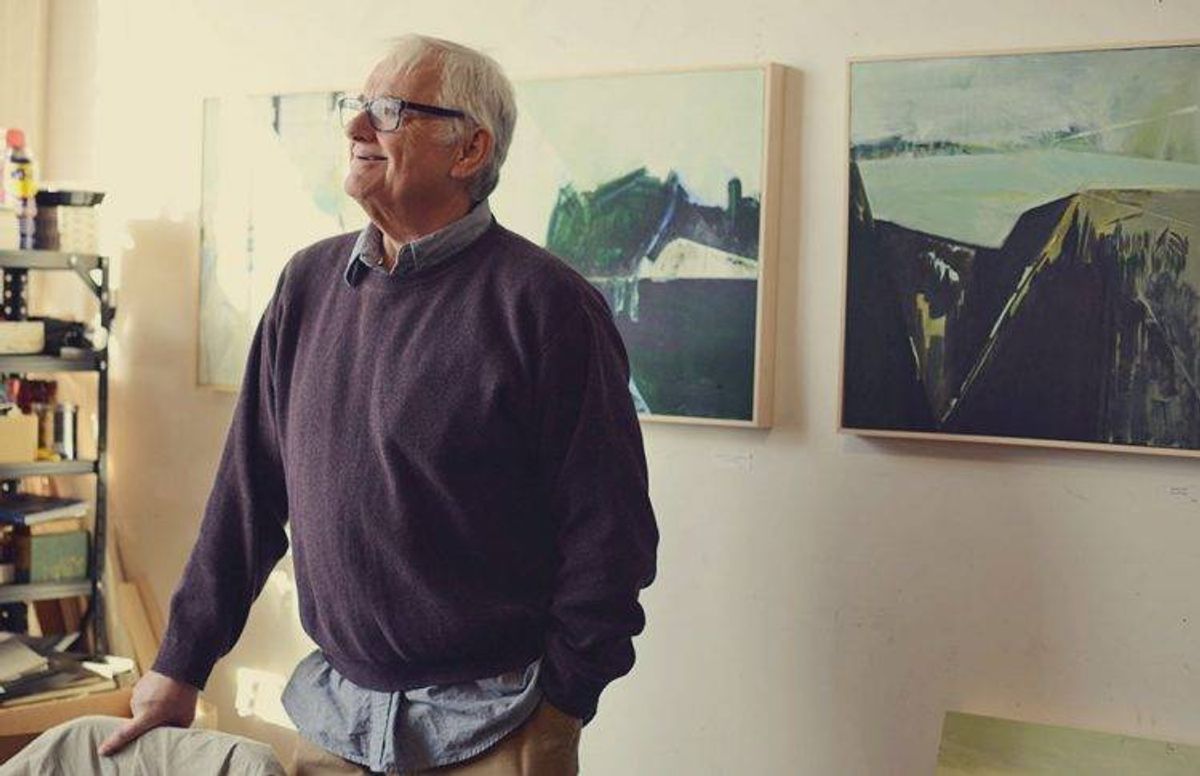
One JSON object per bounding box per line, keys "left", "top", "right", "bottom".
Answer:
{"left": 843, "top": 44, "right": 1200, "bottom": 455}
{"left": 492, "top": 67, "right": 779, "bottom": 424}
{"left": 199, "top": 68, "right": 780, "bottom": 421}
{"left": 938, "top": 711, "right": 1200, "bottom": 774}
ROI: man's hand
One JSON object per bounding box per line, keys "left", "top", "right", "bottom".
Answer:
{"left": 98, "top": 670, "right": 199, "bottom": 756}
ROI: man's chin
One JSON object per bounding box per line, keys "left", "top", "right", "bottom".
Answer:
{"left": 343, "top": 180, "right": 376, "bottom": 209}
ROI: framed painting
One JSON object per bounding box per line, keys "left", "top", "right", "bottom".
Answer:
{"left": 492, "top": 65, "right": 783, "bottom": 426}
{"left": 841, "top": 42, "right": 1200, "bottom": 456}
{"left": 199, "top": 65, "right": 782, "bottom": 427}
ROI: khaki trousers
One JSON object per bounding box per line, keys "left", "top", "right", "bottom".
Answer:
{"left": 0, "top": 715, "right": 285, "bottom": 775}
{"left": 290, "top": 699, "right": 581, "bottom": 776}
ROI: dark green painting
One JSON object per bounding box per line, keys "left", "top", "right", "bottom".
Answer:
{"left": 843, "top": 44, "right": 1200, "bottom": 454}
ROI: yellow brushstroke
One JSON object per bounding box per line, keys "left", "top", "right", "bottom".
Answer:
{"left": 916, "top": 293, "right": 946, "bottom": 355}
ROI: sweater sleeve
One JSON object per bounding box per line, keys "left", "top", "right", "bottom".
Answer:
{"left": 534, "top": 295, "right": 659, "bottom": 724}
{"left": 152, "top": 276, "right": 291, "bottom": 690}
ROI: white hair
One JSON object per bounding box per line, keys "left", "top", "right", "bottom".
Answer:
{"left": 381, "top": 35, "right": 517, "bottom": 201}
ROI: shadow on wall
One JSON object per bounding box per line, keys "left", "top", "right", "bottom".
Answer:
{"left": 107, "top": 212, "right": 314, "bottom": 762}
{"left": 108, "top": 213, "right": 225, "bottom": 559}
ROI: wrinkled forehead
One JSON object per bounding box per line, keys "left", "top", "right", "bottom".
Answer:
{"left": 362, "top": 54, "right": 442, "bottom": 102}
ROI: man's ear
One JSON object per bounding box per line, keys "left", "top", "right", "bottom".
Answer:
{"left": 450, "top": 126, "right": 494, "bottom": 182}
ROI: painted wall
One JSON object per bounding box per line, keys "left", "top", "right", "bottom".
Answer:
{"left": 0, "top": 0, "right": 49, "bottom": 158}
{"left": 41, "top": 0, "right": 1200, "bottom": 772}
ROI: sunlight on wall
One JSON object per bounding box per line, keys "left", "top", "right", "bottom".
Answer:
{"left": 234, "top": 666, "right": 295, "bottom": 730}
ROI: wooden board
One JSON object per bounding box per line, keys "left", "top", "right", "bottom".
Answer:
{"left": 937, "top": 711, "right": 1200, "bottom": 775}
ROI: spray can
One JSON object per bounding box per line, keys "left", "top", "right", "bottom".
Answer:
{"left": 53, "top": 402, "right": 77, "bottom": 460}
{"left": 5, "top": 129, "right": 36, "bottom": 250}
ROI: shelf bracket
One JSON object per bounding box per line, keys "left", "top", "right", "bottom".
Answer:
{"left": 68, "top": 260, "right": 103, "bottom": 300}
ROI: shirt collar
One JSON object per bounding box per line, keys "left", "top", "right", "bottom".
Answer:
{"left": 344, "top": 200, "right": 493, "bottom": 288}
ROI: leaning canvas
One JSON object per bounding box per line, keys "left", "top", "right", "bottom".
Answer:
{"left": 198, "top": 92, "right": 365, "bottom": 389}
{"left": 492, "top": 66, "right": 782, "bottom": 425}
{"left": 842, "top": 43, "right": 1200, "bottom": 456}
{"left": 937, "top": 711, "right": 1200, "bottom": 774}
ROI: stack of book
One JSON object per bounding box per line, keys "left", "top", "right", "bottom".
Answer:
{"left": 0, "top": 494, "right": 89, "bottom": 585}
{"left": 0, "top": 634, "right": 133, "bottom": 707}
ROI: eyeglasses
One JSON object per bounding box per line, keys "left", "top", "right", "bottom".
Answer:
{"left": 337, "top": 95, "right": 467, "bottom": 133}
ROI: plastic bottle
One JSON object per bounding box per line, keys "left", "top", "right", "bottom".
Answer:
{"left": 5, "top": 129, "right": 36, "bottom": 249}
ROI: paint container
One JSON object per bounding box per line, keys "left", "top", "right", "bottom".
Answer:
{"left": 31, "top": 402, "right": 54, "bottom": 457}
{"left": 53, "top": 402, "right": 77, "bottom": 460}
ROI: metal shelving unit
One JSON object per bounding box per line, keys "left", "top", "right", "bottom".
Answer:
{"left": 0, "top": 249, "right": 113, "bottom": 652}
{"left": 0, "top": 580, "right": 94, "bottom": 606}
{"left": 0, "top": 353, "right": 104, "bottom": 373}
{"left": 0, "top": 460, "right": 99, "bottom": 478}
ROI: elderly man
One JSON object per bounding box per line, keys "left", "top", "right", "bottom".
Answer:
{"left": 97, "top": 35, "right": 658, "bottom": 775}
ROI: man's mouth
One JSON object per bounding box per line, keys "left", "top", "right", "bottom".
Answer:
{"left": 354, "top": 151, "right": 386, "bottom": 161}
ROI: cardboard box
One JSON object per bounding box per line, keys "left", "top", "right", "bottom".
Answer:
{"left": 0, "top": 413, "right": 36, "bottom": 464}
{"left": 0, "top": 322, "right": 43, "bottom": 355}
{"left": 0, "top": 686, "right": 132, "bottom": 762}
{"left": 0, "top": 210, "right": 18, "bottom": 251}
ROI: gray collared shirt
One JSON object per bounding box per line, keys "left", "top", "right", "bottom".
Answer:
{"left": 282, "top": 652, "right": 543, "bottom": 774}
{"left": 284, "top": 200, "right": 543, "bottom": 774}
{"left": 343, "top": 198, "right": 494, "bottom": 287}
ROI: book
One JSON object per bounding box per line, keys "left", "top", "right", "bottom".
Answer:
{"left": 0, "top": 673, "right": 117, "bottom": 707}
{"left": 0, "top": 637, "right": 48, "bottom": 683}
{"left": 15, "top": 530, "right": 89, "bottom": 583}
{"left": 21, "top": 517, "right": 87, "bottom": 536}
{"left": 0, "top": 664, "right": 114, "bottom": 705}
{"left": 0, "top": 494, "right": 88, "bottom": 526}
{"left": 0, "top": 634, "right": 132, "bottom": 706}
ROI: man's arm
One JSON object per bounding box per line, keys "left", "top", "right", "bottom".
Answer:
{"left": 534, "top": 294, "right": 659, "bottom": 725}
{"left": 101, "top": 275, "right": 292, "bottom": 754}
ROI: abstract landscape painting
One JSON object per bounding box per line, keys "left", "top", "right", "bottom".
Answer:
{"left": 199, "top": 91, "right": 364, "bottom": 388}
{"left": 493, "top": 66, "right": 781, "bottom": 425}
{"left": 200, "top": 69, "right": 782, "bottom": 422}
{"left": 842, "top": 44, "right": 1200, "bottom": 455}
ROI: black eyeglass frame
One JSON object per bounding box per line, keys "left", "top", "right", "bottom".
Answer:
{"left": 337, "top": 95, "right": 468, "bottom": 133}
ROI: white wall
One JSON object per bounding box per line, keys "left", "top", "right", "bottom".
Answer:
{"left": 0, "top": 0, "right": 49, "bottom": 158}
{"left": 43, "top": 0, "right": 1200, "bottom": 773}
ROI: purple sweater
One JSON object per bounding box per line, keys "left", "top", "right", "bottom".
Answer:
{"left": 154, "top": 223, "right": 658, "bottom": 723}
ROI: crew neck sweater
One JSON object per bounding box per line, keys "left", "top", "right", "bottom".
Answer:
{"left": 153, "top": 223, "right": 659, "bottom": 723}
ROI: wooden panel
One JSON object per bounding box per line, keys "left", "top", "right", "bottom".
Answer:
{"left": 938, "top": 711, "right": 1200, "bottom": 774}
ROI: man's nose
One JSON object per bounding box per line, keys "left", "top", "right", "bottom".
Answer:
{"left": 344, "top": 109, "right": 374, "bottom": 141}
